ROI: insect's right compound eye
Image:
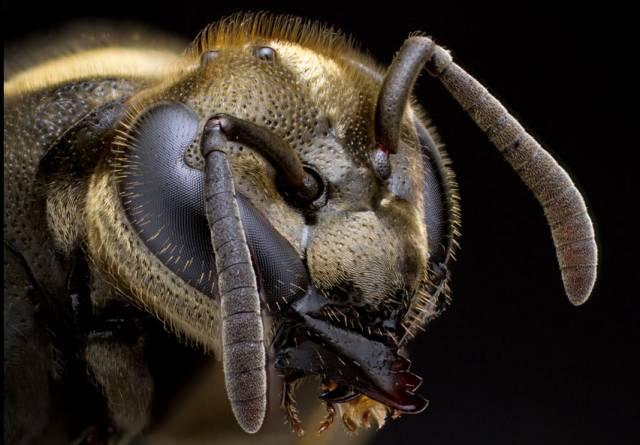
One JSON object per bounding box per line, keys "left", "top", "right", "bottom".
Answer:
{"left": 278, "top": 164, "right": 327, "bottom": 210}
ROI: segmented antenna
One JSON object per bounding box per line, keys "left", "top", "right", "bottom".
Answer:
{"left": 385, "top": 36, "right": 597, "bottom": 304}
{"left": 201, "top": 118, "right": 267, "bottom": 433}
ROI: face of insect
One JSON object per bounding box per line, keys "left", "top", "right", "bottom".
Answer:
{"left": 81, "top": 14, "right": 596, "bottom": 436}
{"left": 85, "top": 32, "right": 435, "bottom": 432}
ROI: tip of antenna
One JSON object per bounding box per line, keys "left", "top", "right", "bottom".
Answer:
{"left": 562, "top": 266, "right": 597, "bottom": 306}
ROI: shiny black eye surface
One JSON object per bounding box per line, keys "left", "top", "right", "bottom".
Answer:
{"left": 279, "top": 165, "right": 326, "bottom": 209}
{"left": 254, "top": 46, "right": 276, "bottom": 63}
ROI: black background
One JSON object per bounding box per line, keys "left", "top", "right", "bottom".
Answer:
{"left": 4, "top": 2, "right": 637, "bottom": 444}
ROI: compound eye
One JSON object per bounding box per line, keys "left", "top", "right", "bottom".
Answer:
{"left": 279, "top": 165, "right": 326, "bottom": 209}
{"left": 254, "top": 46, "right": 276, "bottom": 63}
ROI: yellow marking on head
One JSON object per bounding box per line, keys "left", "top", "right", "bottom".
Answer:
{"left": 4, "top": 47, "right": 183, "bottom": 96}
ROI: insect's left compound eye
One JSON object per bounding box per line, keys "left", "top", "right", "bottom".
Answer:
{"left": 278, "top": 164, "right": 327, "bottom": 209}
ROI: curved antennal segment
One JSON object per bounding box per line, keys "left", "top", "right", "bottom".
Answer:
{"left": 386, "top": 36, "right": 597, "bottom": 305}
{"left": 375, "top": 39, "right": 433, "bottom": 155}
{"left": 214, "top": 113, "right": 305, "bottom": 189}
{"left": 214, "top": 114, "right": 322, "bottom": 204}
{"left": 373, "top": 38, "right": 435, "bottom": 179}
{"left": 201, "top": 118, "right": 266, "bottom": 433}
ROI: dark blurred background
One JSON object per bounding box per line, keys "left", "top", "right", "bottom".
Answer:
{"left": 5, "top": 2, "right": 636, "bottom": 444}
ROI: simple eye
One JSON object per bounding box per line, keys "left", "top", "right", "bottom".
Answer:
{"left": 254, "top": 46, "right": 276, "bottom": 63}
{"left": 279, "top": 164, "right": 326, "bottom": 209}
{"left": 200, "top": 50, "right": 219, "bottom": 66}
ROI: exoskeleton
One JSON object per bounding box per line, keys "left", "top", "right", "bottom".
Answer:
{"left": 4, "top": 13, "right": 597, "bottom": 444}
